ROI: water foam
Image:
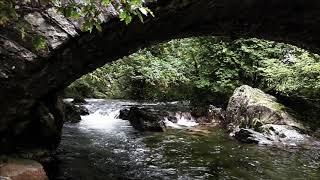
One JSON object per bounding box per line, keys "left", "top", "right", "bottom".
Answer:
{"left": 165, "top": 112, "right": 198, "bottom": 129}
{"left": 80, "top": 109, "right": 122, "bottom": 131}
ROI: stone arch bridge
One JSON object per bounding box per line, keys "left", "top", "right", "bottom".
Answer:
{"left": 1, "top": 0, "right": 320, "bottom": 152}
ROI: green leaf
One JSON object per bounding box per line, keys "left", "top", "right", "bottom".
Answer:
{"left": 102, "top": 0, "right": 111, "bottom": 6}
{"left": 32, "top": 35, "right": 47, "bottom": 51}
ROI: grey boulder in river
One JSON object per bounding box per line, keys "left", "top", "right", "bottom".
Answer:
{"left": 226, "top": 85, "right": 317, "bottom": 146}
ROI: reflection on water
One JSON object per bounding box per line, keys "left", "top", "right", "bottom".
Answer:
{"left": 49, "top": 99, "right": 320, "bottom": 180}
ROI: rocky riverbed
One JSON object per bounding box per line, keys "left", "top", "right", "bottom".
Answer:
{"left": 2, "top": 85, "right": 320, "bottom": 179}
{"left": 45, "top": 98, "right": 320, "bottom": 179}
{"left": 117, "top": 85, "right": 320, "bottom": 147}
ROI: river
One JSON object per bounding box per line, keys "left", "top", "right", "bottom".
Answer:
{"left": 48, "top": 99, "right": 320, "bottom": 180}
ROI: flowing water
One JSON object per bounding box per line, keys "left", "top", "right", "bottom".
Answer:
{"left": 49, "top": 99, "right": 320, "bottom": 180}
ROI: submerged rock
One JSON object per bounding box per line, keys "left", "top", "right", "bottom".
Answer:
{"left": 0, "top": 158, "right": 48, "bottom": 180}
{"left": 227, "top": 85, "right": 312, "bottom": 146}
{"left": 233, "top": 128, "right": 272, "bottom": 144}
{"left": 232, "top": 125, "right": 314, "bottom": 146}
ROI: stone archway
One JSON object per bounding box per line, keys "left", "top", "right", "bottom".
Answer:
{"left": 1, "top": 0, "right": 320, "bottom": 152}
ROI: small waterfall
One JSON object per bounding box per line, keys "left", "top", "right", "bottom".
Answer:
{"left": 80, "top": 109, "right": 122, "bottom": 131}
{"left": 78, "top": 99, "right": 135, "bottom": 132}
{"left": 164, "top": 112, "right": 198, "bottom": 129}
{"left": 72, "top": 99, "right": 198, "bottom": 131}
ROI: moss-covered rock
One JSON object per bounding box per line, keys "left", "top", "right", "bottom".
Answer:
{"left": 226, "top": 85, "right": 315, "bottom": 146}
{"left": 226, "top": 85, "right": 303, "bottom": 130}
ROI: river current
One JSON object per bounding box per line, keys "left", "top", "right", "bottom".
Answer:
{"left": 49, "top": 99, "right": 320, "bottom": 180}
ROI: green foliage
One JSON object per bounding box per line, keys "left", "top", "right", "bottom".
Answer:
{"left": 65, "top": 37, "right": 320, "bottom": 107}
{"left": 2, "top": 0, "right": 152, "bottom": 30}
{"left": 261, "top": 51, "right": 320, "bottom": 99}
{"left": 0, "top": 0, "right": 18, "bottom": 26}
{"left": 32, "top": 35, "right": 47, "bottom": 51}
{"left": 1, "top": 0, "right": 153, "bottom": 49}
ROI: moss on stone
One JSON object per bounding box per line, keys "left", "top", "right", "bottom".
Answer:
{"left": 249, "top": 87, "right": 285, "bottom": 112}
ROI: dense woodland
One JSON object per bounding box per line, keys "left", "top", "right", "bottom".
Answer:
{"left": 65, "top": 37, "right": 320, "bottom": 103}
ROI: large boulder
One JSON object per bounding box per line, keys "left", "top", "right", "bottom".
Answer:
{"left": 0, "top": 158, "right": 48, "bottom": 180}
{"left": 63, "top": 102, "right": 89, "bottom": 123}
{"left": 184, "top": 103, "right": 225, "bottom": 124}
{"left": 226, "top": 85, "right": 313, "bottom": 146}
{"left": 226, "top": 85, "right": 302, "bottom": 128}
{"left": 71, "top": 97, "right": 87, "bottom": 105}
{"left": 190, "top": 106, "right": 225, "bottom": 125}
{"left": 118, "top": 108, "right": 130, "bottom": 120}
{"left": 123, "top": 107, "right": 166, "bottom": 132}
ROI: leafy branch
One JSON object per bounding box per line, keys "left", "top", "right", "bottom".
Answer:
{"left": 0, "top": 0, "right": 154, "bottom": 50}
